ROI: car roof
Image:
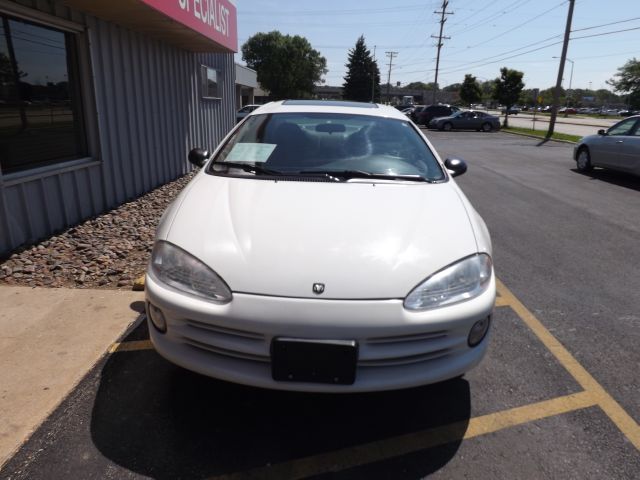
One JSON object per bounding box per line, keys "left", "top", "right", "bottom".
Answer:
{"left": 250, "top": 100, "right": 407, "bottom": 120}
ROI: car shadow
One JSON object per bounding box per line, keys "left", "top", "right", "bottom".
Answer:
{"left": 89, "top": 322, "right": 472, "bottom": 479}
{"left": 573, "top": 168, "right": 640, "bottom": 192}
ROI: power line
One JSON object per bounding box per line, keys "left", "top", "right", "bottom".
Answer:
{"left": 9, "top": 35, "right": 66, "bottom": 50}
{"left": 240, "top": 3, "right": 428, "bottom": 17}
{"left": 391, "top": 0, "right": 566, "bottom": 70}
{"left": 448, "top": 0, "right": 531, "bottom": 36}
{"left": 401, "top": 31, "right": 640, "bottom": 86}
{"left": 572, "top": 16, "right": 640, "bottom": 33}
{"left": 449, "top": 1, "right": 567, "bottom": 57}
{"left": 571, "top": 25, "right": 640, "bottom": 40}
{"left": 426, "top": 22, "right": 640, "bottom": 79}
{"left": 447, "top": 0, "right": 515, "bottom": 28}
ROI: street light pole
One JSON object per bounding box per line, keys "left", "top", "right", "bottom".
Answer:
{"left": 565, "top": 58, "right": 574, "bottom": 115}
{"left": 553, "top": 56, "right": 574, "bottom": 116}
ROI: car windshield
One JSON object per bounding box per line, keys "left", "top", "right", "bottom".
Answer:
{"left": 209, "top": 112, "right": 445, "bottom": 182}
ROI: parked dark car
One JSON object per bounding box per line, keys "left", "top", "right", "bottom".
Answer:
{"left": 429, "top": 110, "right": 501, "bottom": 132}
{"left": 413, "top": 104, "right": 459, "bottom": 125}
{"left": 500, "top": 106, "right": 520, "bottom": 115}
{"left": 409, "top": 105, "right": 426, "bottom": 123}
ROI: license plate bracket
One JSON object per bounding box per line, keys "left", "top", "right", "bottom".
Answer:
{"left": 271, "top": 338, "right": 358, "bottom": 385}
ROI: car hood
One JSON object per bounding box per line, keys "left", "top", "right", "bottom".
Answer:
{"left": 163, "top": 174, "right": 479, "bottom": 299}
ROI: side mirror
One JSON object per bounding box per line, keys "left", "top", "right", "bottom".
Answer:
{"left": 188, "top": 147, "right": 210, "bottom": 167}
{"left": 444, "top": 158, "right": 467, "bottom": 177}
{"left": 597, "top": 129, "right": 606, "bottom": 136}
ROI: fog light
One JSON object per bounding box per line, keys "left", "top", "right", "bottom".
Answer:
{"left": 147, "top": 302, "right": 167, "bottom": 333}
{"left": 468, "top": 316, "right": 491, "bottom": 347}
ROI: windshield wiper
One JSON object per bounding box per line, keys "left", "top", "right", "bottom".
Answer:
{"left": 299, "top": 170, "right": 435, "bottom": 182}
{"left": 212, "top": 161, "right": 282, "bottom": 176}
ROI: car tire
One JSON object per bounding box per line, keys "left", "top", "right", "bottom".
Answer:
{"left": 576, "top": 147, "right": 593, "bottom": 172}
{"left": 481, "top": 122, "right": 492, "bottom": 132}
{"left": 443, "top": 122, "right": 453, "bottom": 131}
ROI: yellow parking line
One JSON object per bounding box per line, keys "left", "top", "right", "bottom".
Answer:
{"left": 494, "top": 297, "right": 510, "bottom": 307}
{"left": 111, "top": 278, "right": 638, "bottom": 464}
{"left": 496, "top": 279, "right": 640, "bottom": 451}
{"left": 210, "top": 391, "right": 596, "bottom": 480}
{"left": 108, "top": 339, "right": 153, "bottom": 353}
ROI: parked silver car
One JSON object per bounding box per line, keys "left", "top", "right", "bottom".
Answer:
{"left": 574, "top": 115, "right": 640, "bottom": 176}
{"left": 429, "top": 110, "right": 501, "bottom": 132}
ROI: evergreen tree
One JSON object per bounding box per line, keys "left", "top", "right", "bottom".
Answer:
{"left": 342, "top": 36, "right": 380, "bottom": 102}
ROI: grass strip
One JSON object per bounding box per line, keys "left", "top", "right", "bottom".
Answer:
{"left": 503, "top": 126, "right": 581, "bottom": 143}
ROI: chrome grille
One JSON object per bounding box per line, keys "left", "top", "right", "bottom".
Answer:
{"left": 359, "top": 329, "right": 458, "bottom": 368}
{"left": 175, "top": 318, "right": 268, "bottom": 363}
{"left": 183, "top": 337, "right": 269, "bottom": 363}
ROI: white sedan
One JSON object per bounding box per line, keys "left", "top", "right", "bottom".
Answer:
{"left": 145, "top": 100, "right": 495, "bottom": 392}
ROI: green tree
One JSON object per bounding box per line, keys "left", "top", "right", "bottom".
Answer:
{"left": 242, "top": 31, "right": 327, "bottom": 100}
{"left": 342, "top": 35, "right": 380, "bottom": 102}
{"left": 479, "top": 80, "right": 494, "bottom": 104}
{"left": 538, "top": 86, "right": 566, "bottom": 108}
{"left": 403, "top": 81, "right": 437, "bottom": 90}
{"left": 459, "top": 74, "right": 482, "bottom": 106}
{"left": 492, "top": 67, "right": 524, "bottom": 127}
{"left": 607, "top": 58, "right": 640, "bottom": 109}
{"left": 442, "top": 83, "right": 461, "bottom": 92}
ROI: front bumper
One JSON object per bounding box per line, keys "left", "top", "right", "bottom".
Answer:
{"left": 145, "top": 272, "right": 495, "bottom": 392}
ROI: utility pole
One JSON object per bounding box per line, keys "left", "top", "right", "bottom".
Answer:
{"left": 547, "top": 0, "right": 575, "bottom": 138}
{"left": 431, "top": 0, "right": 453, "bottom": 104}
{"left": 371, "top": 45, "right": 377, "bottom": 103}
{"left": 385, "top": 51, "right": 397, "bottom": 105}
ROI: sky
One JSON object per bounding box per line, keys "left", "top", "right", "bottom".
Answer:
{"left": 235, "top": 0, "right": 640, "bottom": 92}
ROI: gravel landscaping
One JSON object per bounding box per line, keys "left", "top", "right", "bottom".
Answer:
{"left": 0, "top": 172, "right": 195, "bottom": 289}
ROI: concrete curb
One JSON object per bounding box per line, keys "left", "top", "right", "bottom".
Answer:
{"left": 0, "top": 286, "right": 145, "bottom": 469}
{"left": 500, "top": 129, "right": 577, "bottom": 145}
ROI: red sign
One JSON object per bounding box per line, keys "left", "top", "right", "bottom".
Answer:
{"left": 141, "top": 0, "right": 237, "bottom": 52}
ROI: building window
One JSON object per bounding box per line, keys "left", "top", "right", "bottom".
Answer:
{"left": 201, "top": 65, "right": 220, "bottom": 99}
{"left": 0, "top": 14, "right": 86, "bottom": 175}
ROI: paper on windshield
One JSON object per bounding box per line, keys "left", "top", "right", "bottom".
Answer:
{"left": 226, "top": 143, "right": 277, "bottom": 163}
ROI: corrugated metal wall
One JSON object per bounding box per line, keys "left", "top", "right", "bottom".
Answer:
{"left": 0, "top": 0, "right": 235, "bottom": 256}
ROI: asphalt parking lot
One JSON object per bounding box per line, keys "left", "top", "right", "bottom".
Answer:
{"left": 1, "top": 131, "right": 639, "bottom": 479}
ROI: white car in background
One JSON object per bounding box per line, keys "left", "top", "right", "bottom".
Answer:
{"left": 145, "top": 100, "right": 495, "bottom": 392}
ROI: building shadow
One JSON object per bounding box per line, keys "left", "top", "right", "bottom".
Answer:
{"left": 89, "top": 323, "right": 472, "bottom": 479}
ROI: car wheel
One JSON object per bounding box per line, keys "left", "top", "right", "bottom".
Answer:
{"left": 576, "top": 147, "right": 593, "bottom": 172}
{"left": 443, "top": 122, "right": 453, "bottom": 131}
{"left": 481, "top": 122, "right": 492, "bottom": 132}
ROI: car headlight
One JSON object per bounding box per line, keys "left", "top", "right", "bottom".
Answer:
{"left": 404, "top": 254, "right": 492, "bottom": 311}
{"left": 150, "top": 241, "right": 232, "bottom": 303}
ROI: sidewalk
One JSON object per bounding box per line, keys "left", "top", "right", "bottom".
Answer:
{"left": 0, "top": 285, "right": 144, "bottom": 468}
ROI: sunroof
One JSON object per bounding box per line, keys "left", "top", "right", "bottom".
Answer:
{"left": 283, "top": 100, "right": 378, "bottom": 108}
